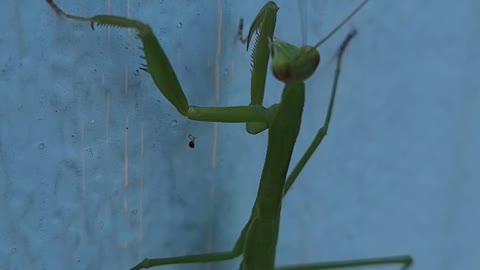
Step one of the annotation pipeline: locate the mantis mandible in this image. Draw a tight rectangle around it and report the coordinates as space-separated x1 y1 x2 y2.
46 0 413 269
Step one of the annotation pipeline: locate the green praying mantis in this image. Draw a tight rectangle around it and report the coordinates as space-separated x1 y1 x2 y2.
46 0 413 269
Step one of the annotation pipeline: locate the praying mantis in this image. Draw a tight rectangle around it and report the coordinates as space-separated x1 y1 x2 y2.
46 0 414 269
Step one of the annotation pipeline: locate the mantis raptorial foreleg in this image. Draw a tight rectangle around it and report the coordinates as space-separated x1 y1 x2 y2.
46 0 274 127
46 0 413 269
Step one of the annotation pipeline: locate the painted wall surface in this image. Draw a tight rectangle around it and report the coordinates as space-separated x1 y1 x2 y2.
0 0 479 269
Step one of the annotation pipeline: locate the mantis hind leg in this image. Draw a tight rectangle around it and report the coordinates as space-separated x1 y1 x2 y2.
129 197 253 269
130 250 242 270
275 255 413 270
283 30 357 195
279 31 413 270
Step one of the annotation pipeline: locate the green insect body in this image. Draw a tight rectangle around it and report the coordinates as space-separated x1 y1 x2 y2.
47 0 413 270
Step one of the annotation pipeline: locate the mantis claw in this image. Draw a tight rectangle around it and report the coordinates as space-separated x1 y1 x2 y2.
139 65 148 73
337 29 358 57
238 18 248 44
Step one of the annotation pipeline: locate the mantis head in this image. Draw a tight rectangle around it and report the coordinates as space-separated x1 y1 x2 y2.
270 39 320 83
270 0 368 84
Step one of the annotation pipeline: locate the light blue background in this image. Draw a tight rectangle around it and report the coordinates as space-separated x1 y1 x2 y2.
0 0 479 269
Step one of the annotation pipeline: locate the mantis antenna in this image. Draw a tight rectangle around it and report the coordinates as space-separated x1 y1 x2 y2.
313 0 368 49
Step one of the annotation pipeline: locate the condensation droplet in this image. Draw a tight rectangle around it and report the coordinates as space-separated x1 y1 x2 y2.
38 143 45 150
170 120 178 128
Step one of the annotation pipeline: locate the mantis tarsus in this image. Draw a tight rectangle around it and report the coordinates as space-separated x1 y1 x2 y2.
46 0 413 269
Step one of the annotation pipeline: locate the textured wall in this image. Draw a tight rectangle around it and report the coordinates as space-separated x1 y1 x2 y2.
0 0 479 270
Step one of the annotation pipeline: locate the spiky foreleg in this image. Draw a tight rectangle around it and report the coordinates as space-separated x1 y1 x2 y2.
46 0 272 124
